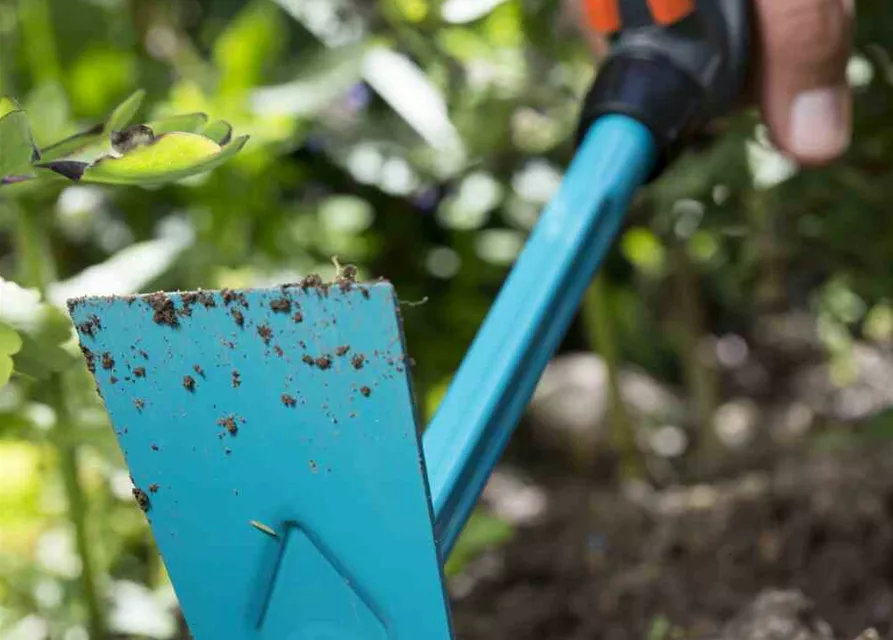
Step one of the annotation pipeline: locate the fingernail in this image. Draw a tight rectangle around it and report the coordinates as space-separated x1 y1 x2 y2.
790 86 850 160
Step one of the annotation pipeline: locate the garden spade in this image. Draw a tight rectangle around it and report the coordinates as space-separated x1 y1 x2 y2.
68 1 748 637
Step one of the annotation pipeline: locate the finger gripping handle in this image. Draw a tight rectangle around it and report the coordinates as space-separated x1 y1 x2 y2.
578 0 750 179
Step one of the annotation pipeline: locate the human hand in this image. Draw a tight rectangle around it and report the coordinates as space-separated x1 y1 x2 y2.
570 0 855 166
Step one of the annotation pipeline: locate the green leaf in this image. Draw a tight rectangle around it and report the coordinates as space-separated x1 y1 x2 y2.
40 133 249 185
0 322 23 388
105 89 146 134
39 305 76 346
2 299 76 380
0 323 23 356
147 113 209 135
12 333 77 380
0 356 12 388
214 0 285 93
202 120 233 145
86 133 247 185
621 227 666 277
39 90 146 164
0 96 21 119
38 124 108 163
0 99 39 184
444 511 514 577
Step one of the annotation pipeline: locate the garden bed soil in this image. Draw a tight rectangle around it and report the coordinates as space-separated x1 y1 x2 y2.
450 444 893 640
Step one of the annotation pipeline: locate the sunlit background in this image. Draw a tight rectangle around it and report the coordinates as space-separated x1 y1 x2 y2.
2 0 893 638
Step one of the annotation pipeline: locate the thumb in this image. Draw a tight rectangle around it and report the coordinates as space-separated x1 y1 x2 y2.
753 0 854 165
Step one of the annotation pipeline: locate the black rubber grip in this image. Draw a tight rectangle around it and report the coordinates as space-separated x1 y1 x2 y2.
577 0 750 181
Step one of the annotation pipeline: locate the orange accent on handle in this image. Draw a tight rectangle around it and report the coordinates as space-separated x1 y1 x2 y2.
583 0 622 34
645 0 695 25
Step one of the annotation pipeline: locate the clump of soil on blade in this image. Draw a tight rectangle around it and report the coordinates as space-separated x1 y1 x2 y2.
217 415 238 436
80 346 96 373
146 292 179 327
132 487 150 512
270 297 291 313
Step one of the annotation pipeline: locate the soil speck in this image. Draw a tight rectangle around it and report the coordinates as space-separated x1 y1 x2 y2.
217 415 238 435
360 386 372 397
309 460 318 473
222 289 237 305
302 355 314 366
193 364 204 377
146 292 179 327
133 399 144 410
335 345 350 357
197 291 216 308
110 376 118 384
293 312 303 323
80 346 96 373
101 352 115 370
77 315 101 337
270 297 291 313
257 324 273 344
282 394 296 407
139 350 149 360
300 274 323 289
183 375 196 391
148 483 160 493
315 356 332 370
351 354 365 370
151 444 159 451
231 309 244 327
274 345 284 357
181 292 198 307
231 371 241 388
134 367 146 378
132 487 150 512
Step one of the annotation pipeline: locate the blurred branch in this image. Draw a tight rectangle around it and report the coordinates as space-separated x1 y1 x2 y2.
14 203 108 639
669 241 720 469
583 274 645 482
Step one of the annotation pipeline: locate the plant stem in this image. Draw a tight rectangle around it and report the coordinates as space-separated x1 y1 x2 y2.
14 200 56 289
583 274 645 482
50 375 108 640
15 204 108 639
670 242 719 470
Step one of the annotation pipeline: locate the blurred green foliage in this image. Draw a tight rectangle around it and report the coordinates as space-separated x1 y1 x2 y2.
1 0 893 638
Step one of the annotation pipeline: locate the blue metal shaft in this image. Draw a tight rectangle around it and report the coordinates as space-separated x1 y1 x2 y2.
422 115 657 560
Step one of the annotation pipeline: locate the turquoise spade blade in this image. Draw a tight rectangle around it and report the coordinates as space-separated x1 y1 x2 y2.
69 283 453 639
